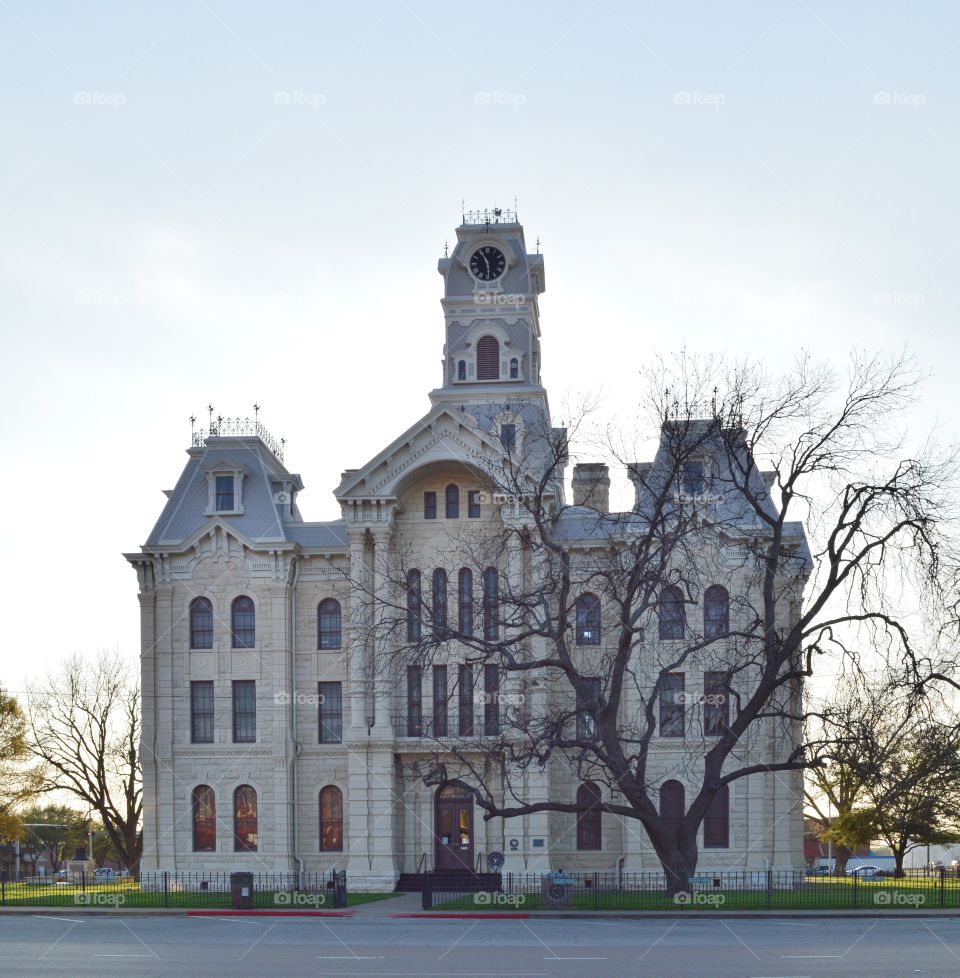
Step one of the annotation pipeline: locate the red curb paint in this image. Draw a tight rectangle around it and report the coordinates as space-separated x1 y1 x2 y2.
187 909 354 917
389 912 530 919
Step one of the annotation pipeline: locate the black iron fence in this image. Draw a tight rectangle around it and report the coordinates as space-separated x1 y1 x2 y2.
0 870 347 910
423 868 960 912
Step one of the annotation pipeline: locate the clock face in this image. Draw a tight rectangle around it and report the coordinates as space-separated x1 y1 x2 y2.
469 245 506 281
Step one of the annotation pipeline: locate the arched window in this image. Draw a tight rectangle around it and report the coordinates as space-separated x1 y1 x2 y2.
445 484 460 519
407 570 422 643
457 359 466 381
190 597 213 649
320 785 343 852
483 567 499 641
476 335 500 380
576 782 602 850
233 785 258 852
318 598 342 650
458 568 474 637
704 784 730 848
509 358 519 379
191 785 216 852
660 780 684 843
231 596 255 648
658 586 685 640
576 593 601 646
432 568 448 637
704 585 729 640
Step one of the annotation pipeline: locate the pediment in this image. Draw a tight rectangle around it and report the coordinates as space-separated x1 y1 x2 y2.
335 405 503 500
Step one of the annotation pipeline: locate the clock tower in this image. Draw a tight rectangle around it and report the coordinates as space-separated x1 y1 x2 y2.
433 207 546 409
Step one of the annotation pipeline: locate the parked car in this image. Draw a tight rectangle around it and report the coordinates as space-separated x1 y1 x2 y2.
93 868 116 881
847 865 887 879
806 866 833 876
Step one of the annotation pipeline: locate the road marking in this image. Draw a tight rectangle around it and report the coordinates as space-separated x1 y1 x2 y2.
316 956 385 960
781 955 842 958
94 954 154 958
34 916 84 923
544 956 607 960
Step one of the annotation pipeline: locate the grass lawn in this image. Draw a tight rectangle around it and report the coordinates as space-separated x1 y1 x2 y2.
0 880 399 910
434 876 959 912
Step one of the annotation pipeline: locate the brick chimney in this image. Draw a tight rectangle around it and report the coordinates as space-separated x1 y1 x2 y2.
571 463 611 513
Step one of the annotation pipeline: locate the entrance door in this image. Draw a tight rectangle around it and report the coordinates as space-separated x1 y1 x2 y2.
435 784 474 871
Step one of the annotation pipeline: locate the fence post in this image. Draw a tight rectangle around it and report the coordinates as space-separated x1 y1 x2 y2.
163 871 169 909
594 872 599 912
941 866 946 909
81 869 86 894
765 869 772 909
1 875 5 907
422 872 432 911
852 870 858 908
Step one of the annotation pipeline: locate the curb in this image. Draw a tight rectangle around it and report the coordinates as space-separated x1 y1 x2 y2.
390 912 530 919
188 909 354 918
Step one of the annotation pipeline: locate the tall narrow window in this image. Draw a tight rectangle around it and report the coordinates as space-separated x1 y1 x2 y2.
483 664 500 736
233 785 258 852
445 484 460 519
318 598 342 650
318 681 343 744
500 423 516 451
407 665 422 737
215 475 235 511
576 678 601 742
424 492 437 519
509 358 519 379
468 491 481 518
458 568 474 637
703 585 729 640
433 665 448 737
232 680 256 743
660 780 684 843
189 597 213 650
483 567 499 641
659 672 685 737
476 335 500 380
681 460 705 495
576 782 602 850
320 785 343 852
704 671 730 737
432 568 448 638
231 596 255 649
406 570 422 643
576 593 601 646
704 784 730 848
191 785 216 852
457 359 466 381
658 586 685 640
190 681 214 744
458 664 474 736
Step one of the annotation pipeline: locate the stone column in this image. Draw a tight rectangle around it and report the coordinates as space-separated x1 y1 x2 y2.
347 529 368 730
369 526 394 737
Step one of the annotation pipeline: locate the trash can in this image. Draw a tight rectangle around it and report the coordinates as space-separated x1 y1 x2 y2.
230 872 254 910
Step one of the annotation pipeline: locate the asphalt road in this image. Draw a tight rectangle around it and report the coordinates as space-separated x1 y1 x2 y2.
1 914 960 977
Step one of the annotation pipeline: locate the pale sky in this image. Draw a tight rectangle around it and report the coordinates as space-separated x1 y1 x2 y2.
1 1 957 691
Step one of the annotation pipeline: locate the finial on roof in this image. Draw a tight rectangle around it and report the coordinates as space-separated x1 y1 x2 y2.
444 239 448 258
189 415 196 436
536 235 540 254
253 403 260 422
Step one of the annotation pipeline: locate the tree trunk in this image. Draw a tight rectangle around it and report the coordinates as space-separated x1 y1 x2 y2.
652 830 699 898
833 844 852 876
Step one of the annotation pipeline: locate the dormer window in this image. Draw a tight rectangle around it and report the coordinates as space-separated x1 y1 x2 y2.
500 423 516 452
203 462 247 516
215 475 235 511
681 461 705 495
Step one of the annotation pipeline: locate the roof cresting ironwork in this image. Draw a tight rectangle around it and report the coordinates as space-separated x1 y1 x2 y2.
190 404 285 462
461 199 519 226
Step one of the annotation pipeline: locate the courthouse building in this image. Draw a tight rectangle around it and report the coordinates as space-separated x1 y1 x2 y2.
126 210 807 887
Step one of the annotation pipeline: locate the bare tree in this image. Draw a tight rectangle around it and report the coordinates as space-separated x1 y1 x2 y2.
26 653 142 874
0 685 37 841
363 351 956 893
